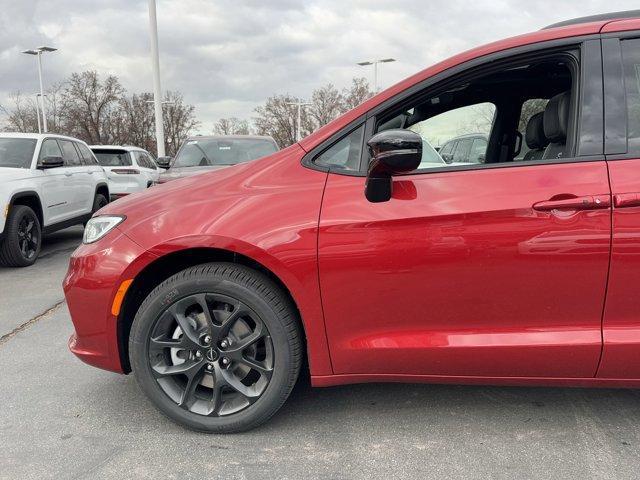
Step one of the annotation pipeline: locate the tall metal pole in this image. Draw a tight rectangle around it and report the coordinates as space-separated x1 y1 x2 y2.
36 52 48 132
148 0 166 157
35 94 42 134
286 101 311 142
296 104 302 142
374 61 378 93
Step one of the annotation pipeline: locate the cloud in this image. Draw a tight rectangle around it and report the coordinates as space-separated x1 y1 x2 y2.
1 0 638 133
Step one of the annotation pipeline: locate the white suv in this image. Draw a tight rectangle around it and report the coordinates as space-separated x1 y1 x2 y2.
0 133 109 267
90 145 160 200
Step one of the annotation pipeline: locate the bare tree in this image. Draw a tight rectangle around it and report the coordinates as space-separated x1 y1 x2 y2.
1 92 40 133
309 83 343 127
254 94 307 148
162 91 199 156
342 77 374 111
116 92 156 151
62 70 124 144
214 117 251 135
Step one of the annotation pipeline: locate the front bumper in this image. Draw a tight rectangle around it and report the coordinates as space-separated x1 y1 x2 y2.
63 229 151 373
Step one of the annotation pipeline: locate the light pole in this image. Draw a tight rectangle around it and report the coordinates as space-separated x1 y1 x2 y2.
22 46 57 132
286 101 312 142
34 94 43 134
147 0 166 157
357 58 396 93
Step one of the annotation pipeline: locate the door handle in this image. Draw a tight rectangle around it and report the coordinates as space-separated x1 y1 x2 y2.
64 172 73 177
533 195 611 212
86 171 93 174
614 193 640 208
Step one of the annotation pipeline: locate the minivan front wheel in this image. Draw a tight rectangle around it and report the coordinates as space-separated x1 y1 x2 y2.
0 205 42 267
129 263 302 433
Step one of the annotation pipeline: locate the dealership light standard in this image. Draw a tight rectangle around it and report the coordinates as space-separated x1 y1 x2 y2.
357 58 396 93
22 46 57 132
34 94 43 134
286 101 312 142
147 0 166 157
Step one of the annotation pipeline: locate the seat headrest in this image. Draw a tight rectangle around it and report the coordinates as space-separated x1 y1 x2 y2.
525 112 549 150
543 91 570 143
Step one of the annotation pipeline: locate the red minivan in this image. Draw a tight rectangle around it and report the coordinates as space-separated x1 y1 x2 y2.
64 11 640 432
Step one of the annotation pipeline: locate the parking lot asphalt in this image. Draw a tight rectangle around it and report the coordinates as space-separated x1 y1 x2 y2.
1 229 640 479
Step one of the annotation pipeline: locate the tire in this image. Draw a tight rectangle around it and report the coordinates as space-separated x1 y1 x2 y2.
129 262 303 433
92 193 108 213
0 205 42 268
84 193 108 227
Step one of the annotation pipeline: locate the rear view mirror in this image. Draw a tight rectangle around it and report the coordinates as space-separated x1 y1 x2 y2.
38 156 64 169
365 130 422 203
156 156 172 169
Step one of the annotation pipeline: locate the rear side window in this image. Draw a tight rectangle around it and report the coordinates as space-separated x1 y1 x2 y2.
622 39 640 154
58 140 81 166
469 138 487 163
453 138 473 162
93 150 132 167
313 125 365 172
76 143 98 165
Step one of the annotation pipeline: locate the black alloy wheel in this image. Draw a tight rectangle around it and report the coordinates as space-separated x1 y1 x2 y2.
149 292 274 416
0 205 42 267
130 263 302 433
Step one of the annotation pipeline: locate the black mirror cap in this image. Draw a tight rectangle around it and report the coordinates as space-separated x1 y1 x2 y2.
156 156 172 169
365 130 422 203
37 156 64 169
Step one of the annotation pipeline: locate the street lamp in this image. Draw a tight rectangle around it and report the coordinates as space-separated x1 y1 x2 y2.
22 46 57 132
286 101 312 142
357 58 396 93
147 0 166 157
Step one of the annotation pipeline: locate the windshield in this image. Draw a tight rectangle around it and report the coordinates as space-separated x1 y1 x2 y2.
173 138 278 168
93 150 132 167
0 138 37 169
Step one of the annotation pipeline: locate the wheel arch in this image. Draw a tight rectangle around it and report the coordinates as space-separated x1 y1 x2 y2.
117 247 312 375
9 191 44 227
95 182 109 201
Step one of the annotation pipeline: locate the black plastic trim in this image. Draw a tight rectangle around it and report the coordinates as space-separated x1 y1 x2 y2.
577 39 604 156
42 213 92 235
602 37 627 155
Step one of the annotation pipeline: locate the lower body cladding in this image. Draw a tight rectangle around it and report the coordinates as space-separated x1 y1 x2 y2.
63 228 152 373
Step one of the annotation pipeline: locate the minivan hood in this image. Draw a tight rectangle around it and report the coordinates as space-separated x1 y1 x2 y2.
100 144 306 238
159 165 230 183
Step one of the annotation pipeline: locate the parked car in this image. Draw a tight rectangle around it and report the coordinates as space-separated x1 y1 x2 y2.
0 133 109 267
90 145 160 201
65 11 640 433
439 133 488 164
157 135 279 183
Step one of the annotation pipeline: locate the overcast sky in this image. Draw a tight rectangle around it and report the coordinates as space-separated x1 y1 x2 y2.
1 0 639 133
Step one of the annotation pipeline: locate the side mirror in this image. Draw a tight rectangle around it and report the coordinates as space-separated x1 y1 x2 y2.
38 156 64 169
365 130 422 203
156 156 172 169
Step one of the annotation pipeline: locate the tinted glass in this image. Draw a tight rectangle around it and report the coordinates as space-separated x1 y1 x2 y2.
77 143 98 165
59 140 81 166
453 138 473 162
93 150 132 166
469 138 488 163
173 138 279 168
622 39 640 154
39 138 63 160
314 125 365 171
0 138 37 169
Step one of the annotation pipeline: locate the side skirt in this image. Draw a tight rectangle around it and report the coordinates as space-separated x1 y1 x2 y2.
311 373 640 389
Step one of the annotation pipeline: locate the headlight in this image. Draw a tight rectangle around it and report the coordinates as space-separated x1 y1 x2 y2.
83 215 126 244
